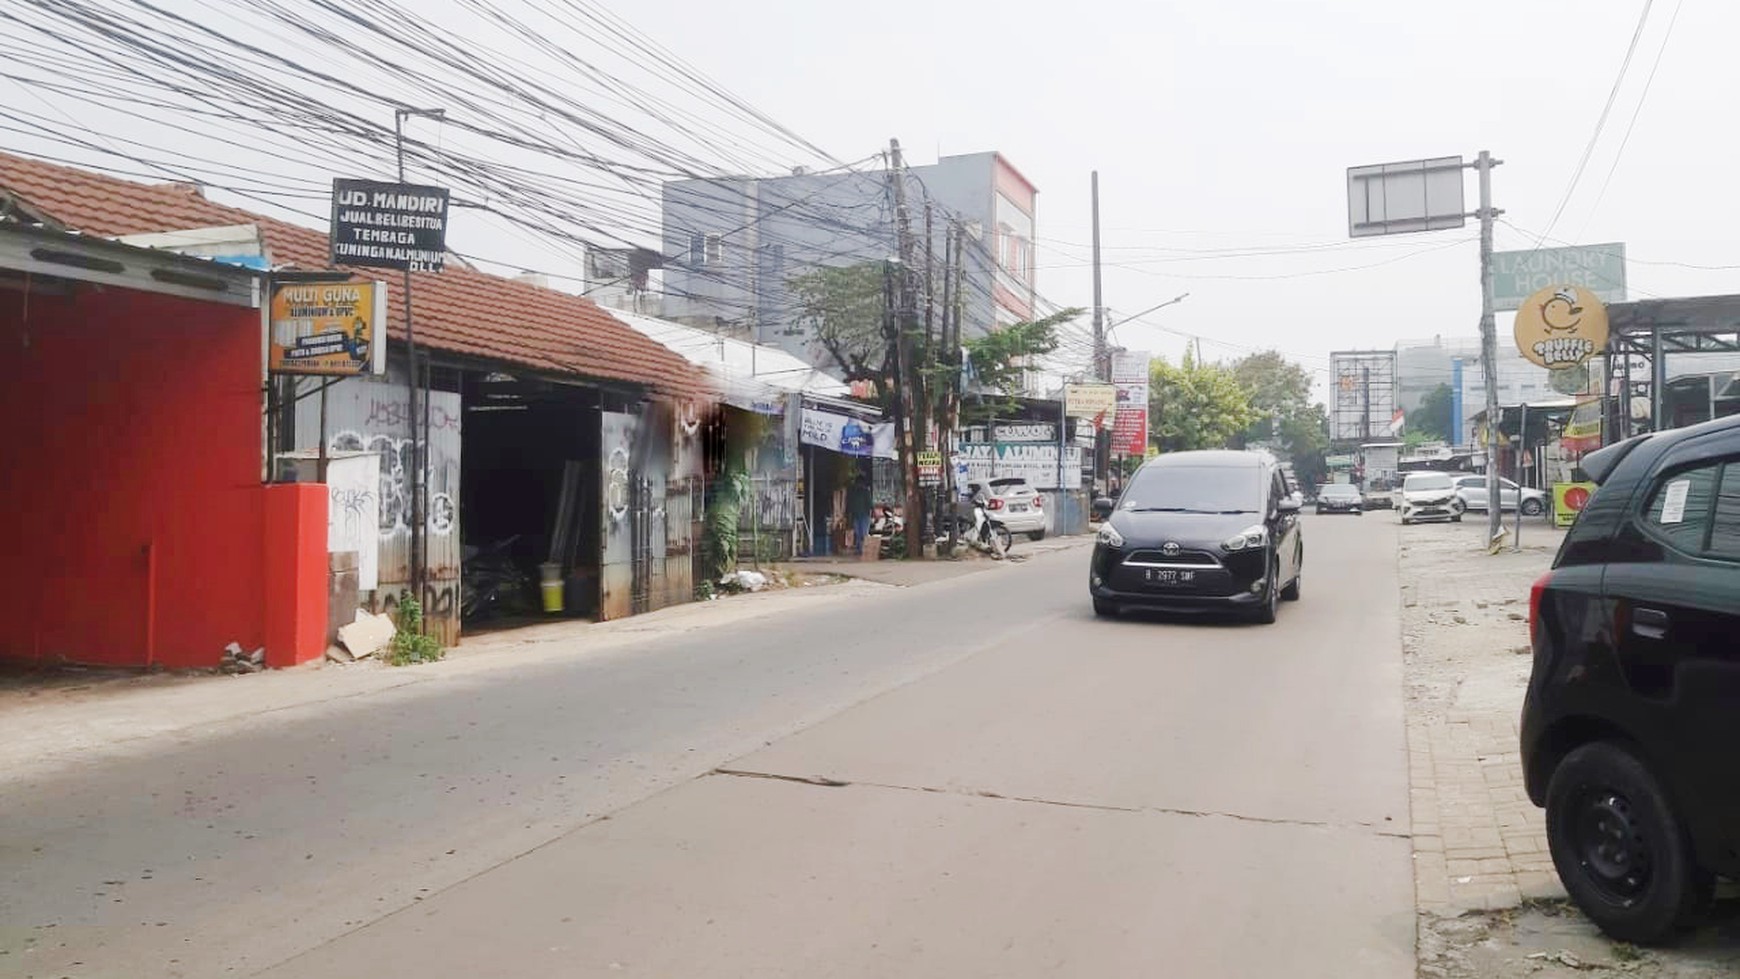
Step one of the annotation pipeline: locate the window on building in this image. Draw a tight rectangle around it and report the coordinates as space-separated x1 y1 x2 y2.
688 233 705 267
704 233 725 265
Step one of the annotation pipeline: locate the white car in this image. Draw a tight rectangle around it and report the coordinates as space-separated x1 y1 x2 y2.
1452 474 1549 516
971 477 1051 540
1398 472 1466 525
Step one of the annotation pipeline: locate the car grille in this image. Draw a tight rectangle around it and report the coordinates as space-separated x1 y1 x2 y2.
1124 548 1222 567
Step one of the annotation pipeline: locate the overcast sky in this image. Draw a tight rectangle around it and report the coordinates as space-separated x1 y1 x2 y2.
7 0 1737 396
612 0 1736 388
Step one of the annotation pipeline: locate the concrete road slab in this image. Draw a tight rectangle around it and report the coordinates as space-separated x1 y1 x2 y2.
260 773 1414 979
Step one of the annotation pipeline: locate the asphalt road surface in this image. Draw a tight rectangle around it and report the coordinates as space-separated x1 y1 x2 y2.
1 515 1413 978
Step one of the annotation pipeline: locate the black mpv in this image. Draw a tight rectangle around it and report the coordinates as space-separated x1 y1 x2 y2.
1523 413 1740 944
1090 450 1303 624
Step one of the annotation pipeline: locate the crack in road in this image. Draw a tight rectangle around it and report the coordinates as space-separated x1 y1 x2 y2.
710 768 1411 838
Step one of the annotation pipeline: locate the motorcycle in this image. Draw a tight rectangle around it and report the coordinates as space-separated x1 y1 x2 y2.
956 489 1013 558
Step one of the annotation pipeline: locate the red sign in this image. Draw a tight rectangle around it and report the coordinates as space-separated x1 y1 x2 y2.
1112 408 1148 455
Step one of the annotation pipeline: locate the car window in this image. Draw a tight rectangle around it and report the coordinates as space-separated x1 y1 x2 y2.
1122 465 1264 514
1705 464 1740 560
1642 463 1720 553
1404 473 1454 493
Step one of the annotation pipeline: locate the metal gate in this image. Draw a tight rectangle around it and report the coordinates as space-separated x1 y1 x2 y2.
600 405 698 620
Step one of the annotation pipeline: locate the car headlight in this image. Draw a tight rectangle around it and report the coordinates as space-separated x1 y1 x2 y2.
1097 523 1125 548
1221 525 1267 552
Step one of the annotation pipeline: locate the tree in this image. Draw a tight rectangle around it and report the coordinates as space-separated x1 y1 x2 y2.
957 309 1081 424
786 262 889 386
1229 350 1328 487
1148 349 1256 452
1414 383 1455 442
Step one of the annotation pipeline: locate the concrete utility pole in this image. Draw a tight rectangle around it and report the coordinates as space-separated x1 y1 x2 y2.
1090 171 1105 381
1474 151 1505 547
888 139 923 557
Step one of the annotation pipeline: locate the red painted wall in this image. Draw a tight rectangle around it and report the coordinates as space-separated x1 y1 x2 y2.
263 484 328 668
0 284 282 668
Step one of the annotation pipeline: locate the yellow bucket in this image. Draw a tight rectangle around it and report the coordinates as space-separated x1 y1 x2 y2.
539 563 564 614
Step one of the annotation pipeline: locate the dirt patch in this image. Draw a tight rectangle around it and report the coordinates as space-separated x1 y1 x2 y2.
1420 894 1740 978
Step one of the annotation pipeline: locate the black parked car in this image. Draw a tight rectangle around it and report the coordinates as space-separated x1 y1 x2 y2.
1316 483 1364 515
1522 414 1740 944
1089 450 1303 624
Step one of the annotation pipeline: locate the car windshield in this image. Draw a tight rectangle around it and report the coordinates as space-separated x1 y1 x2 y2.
1122 465 1263 514
1323 485 1359 499
1405 474 1454 493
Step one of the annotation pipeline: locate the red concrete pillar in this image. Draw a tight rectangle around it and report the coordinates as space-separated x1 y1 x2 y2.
263 484 329 668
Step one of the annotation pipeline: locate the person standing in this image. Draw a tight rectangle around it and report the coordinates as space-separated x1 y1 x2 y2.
847 473 873 555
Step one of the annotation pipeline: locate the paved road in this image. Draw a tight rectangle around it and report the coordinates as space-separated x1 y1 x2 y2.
1 516 1412 978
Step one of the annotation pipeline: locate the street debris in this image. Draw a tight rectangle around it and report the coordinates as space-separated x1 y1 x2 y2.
338 610 396 660
718 570 768 593
219 642 265 675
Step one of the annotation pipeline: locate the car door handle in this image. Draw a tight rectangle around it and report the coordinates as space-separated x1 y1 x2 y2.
1631 606 1670 640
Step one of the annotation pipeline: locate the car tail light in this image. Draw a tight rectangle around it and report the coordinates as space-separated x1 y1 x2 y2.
1528 572 1551 648
987 498 1004 511
1031 495 1043 508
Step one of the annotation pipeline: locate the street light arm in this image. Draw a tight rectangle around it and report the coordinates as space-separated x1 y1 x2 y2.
1106 293 1189 337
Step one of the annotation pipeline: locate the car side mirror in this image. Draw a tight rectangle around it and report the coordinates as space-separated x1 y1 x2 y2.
1276 496 1301 515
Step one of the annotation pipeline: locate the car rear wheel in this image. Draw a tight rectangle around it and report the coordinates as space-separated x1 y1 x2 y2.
1522 497 1545 517
1545 741 1714 945
1029 530 1046 542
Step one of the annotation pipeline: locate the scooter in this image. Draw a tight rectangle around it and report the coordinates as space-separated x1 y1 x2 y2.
959 490 1013 558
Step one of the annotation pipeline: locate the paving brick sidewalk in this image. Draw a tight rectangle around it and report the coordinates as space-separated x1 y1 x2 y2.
1399 518 1567 914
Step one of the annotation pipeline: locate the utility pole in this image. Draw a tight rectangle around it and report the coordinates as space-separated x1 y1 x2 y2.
888 139 923 558
1361 365 1372 442
1475 150 1505 548
394 106 443 601
1091 171 1105 380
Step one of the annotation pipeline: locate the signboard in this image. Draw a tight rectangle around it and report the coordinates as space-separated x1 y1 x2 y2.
996 423 1056 443
1064 383 1117 425
268 279 387 375
1553 482 1596 527
799 405 896 460
1513 285 1610 370
1492 243 1625 311
957 443 1082 490
1561 397 1603 453
916 450 943 487
1347 157 1466 238
1329 350 1399 443
1110 351 1150 455
330 179 451 272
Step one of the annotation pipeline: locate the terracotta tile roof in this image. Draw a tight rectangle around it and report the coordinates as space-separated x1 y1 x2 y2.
0 151 709 397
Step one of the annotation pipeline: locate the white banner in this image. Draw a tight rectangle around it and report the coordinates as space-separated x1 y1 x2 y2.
995 423 1056 443
956 443 1082 490
799 406 896 460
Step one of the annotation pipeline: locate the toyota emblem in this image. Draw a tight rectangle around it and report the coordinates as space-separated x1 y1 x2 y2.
1161 542 1181 556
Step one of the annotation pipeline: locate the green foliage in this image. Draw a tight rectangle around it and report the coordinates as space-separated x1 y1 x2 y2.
703 467 751 581
1148 354 1257 452
787 262 888 384
1414 383 1455 441
388 598 444 666
1229 350 1330 487
959 308 1082 423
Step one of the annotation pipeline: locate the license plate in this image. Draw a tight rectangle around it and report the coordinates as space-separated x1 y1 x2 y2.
1144 568 1195 585
1010 503 1029 512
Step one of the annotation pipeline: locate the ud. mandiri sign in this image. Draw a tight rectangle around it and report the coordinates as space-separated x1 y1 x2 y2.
330 179 450 272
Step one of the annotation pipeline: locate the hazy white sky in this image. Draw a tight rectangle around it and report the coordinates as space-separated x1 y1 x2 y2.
612 0 1740 382
7 0 1738 394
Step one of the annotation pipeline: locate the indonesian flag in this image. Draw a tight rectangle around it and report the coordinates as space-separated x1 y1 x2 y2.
1387 408 1405 436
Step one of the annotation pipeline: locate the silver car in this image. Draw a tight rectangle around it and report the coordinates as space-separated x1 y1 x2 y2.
1452 474 1548 516
1398 472 1466 525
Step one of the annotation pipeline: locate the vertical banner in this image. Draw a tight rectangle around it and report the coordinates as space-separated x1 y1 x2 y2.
1110 350 1150 455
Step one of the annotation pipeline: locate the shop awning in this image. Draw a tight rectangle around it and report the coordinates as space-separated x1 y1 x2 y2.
607 308 849 413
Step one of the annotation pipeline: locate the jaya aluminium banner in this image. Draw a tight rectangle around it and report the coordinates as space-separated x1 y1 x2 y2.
956 442 1082 490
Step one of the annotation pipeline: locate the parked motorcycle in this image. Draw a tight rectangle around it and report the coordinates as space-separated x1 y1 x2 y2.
959 487 1013 558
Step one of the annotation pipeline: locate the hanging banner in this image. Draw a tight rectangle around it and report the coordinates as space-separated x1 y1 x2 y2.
1065 383 1118 426
330 179 450 272
1110 351 1150 454
268 279 387 376
799 405 896 459
957 443 1082 490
